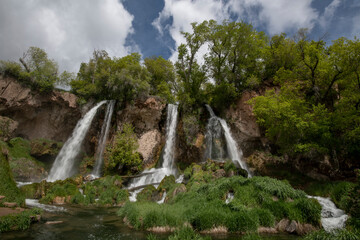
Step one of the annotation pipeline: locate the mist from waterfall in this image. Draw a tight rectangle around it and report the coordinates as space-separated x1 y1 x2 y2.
92 100 116 178
128 104 179 201
205 104 251 177
47 101 107 182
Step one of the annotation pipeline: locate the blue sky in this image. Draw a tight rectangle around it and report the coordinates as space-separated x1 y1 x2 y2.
0 0 359 72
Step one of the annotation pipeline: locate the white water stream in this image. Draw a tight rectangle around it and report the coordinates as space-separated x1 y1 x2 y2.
26 199 67 212
205 105 251 177
128 104 179 201
92 100 115 178
47 101 107 182
308 196 348 232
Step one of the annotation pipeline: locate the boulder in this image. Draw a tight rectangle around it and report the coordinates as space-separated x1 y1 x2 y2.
276 219 290 232
172 184 186 198
213 169 226 179
53 196 66 205
285 220 297 234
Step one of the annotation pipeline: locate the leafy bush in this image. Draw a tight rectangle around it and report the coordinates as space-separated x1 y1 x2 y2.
0 208 42 232
105 123 142 175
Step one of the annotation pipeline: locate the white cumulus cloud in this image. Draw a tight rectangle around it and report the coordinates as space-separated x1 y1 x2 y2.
0 0 135 72
154 0 319 62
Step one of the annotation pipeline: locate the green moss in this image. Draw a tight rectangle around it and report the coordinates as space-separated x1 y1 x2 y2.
137 185 157 202
0 146 25 206
157 175 176 192
30 138 62 158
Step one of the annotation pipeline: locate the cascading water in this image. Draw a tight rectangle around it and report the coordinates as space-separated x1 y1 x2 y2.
92 100 115 178
308 196 348 232
47 101 107 182
205 104 251 177
128 104 179 201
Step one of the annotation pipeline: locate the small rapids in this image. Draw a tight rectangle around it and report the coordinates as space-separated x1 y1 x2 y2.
25 199 67 213
308 196 348 232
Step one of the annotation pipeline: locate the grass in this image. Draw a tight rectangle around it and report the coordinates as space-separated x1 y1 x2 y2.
303 229 360 240
119 174 321 233
0 208 42 232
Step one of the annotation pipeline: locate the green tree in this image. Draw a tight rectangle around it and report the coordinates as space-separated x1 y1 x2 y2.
71 51 150 107
175 21 209 111
105 123 142 175
144 56 177 103
19 47 59 92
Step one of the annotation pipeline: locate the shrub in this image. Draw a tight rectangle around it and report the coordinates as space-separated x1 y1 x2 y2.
0 208 42 232
105 123 142 175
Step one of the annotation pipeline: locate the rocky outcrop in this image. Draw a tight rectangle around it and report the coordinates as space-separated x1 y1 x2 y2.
137 129 162 166
225 90 268 157
115 96 166 166
0 76 80 142
0 116 18 141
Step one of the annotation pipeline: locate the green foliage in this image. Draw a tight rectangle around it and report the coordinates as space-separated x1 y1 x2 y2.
105 123 142 175
0 47 73 92
144 56 177 103
71 51 150 106
0 208 42 232
119 175 320 233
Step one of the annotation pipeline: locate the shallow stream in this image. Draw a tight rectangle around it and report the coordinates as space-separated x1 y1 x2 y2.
0 205 299 240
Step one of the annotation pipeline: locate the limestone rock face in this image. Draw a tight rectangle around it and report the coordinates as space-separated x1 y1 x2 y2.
137 129 162 166
0 76 80 142
117 96 166 136
115 96 166 166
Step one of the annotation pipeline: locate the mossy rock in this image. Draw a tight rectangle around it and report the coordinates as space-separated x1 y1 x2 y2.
0 145 25 206
20 183 42 199
137 185 157 202
157 175 176 192
30 138 62 160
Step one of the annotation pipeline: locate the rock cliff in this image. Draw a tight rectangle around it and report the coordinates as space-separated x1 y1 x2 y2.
0 76 80 142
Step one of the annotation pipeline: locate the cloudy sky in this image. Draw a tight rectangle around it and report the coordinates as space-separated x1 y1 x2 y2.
0 0 359 72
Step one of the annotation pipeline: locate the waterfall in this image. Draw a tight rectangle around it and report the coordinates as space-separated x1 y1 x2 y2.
205 104 251 177
92 100 115 178
128 104 179 201
308 196 348 232
47 101 107 182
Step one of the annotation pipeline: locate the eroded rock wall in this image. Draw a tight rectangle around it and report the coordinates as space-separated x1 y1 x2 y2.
0 76 80 142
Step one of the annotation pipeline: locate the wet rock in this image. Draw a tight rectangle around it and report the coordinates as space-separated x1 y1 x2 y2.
172 184 186 198
213 169 226 179
45 221 63 225
285 220 297 233
276 219 290 232
3 202 17 208
0 195 5 200
257 227 278 234
296 223 316 236
53 196 66 205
